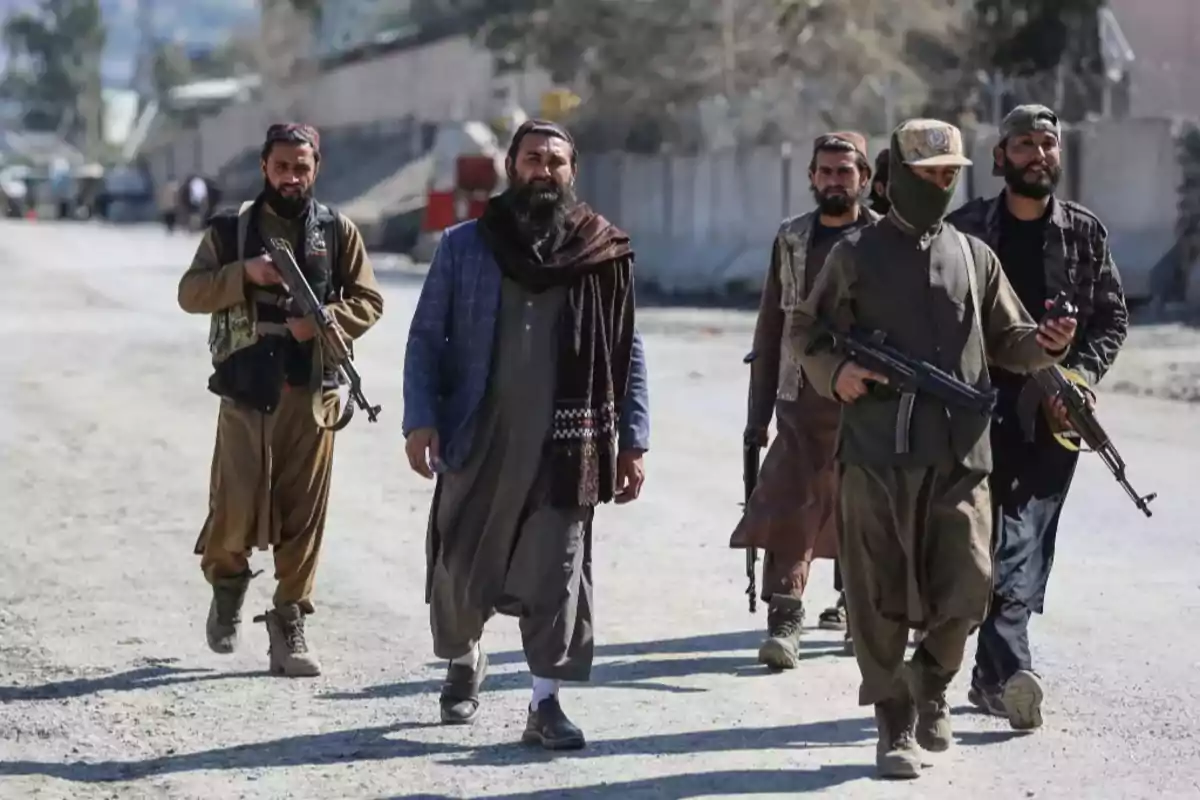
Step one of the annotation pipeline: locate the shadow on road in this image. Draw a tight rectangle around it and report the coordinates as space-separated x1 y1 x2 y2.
322 630 843 701
387 764 872 798
0 662 265 702
0 717 874 784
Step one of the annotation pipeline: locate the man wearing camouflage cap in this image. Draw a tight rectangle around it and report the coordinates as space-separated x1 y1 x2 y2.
948 105 1128 731
731 131 880 668
791 118 1078 778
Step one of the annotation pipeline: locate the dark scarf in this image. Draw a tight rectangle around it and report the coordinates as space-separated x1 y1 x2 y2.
478 192 636 507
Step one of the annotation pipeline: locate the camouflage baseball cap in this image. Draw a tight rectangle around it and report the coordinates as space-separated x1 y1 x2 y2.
893 119 972 167
999 104 1061 142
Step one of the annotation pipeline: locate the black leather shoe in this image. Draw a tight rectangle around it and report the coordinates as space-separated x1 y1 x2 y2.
439 650 488 724
521 696 586 750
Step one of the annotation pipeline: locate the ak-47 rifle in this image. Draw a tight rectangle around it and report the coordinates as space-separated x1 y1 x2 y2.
1018 292 1156 517
741 349 760 614
266 238 382 431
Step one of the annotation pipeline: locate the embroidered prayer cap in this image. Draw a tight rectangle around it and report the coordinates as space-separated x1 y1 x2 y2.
263 122 321 155
812 131 868 159
507 118 576 165
999 104 1061 143
893 119 972 167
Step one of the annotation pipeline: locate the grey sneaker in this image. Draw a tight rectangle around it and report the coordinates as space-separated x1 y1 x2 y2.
967 683 1007 717
757 595 805 670
254 604 321 677
1002 670 1045 731
205 570 256 654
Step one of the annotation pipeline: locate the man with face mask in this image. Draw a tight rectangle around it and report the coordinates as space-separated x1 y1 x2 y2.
947 105 1128 731
731 132 879 669
791 118 1079 779
403 120 649 749
177 123 385 676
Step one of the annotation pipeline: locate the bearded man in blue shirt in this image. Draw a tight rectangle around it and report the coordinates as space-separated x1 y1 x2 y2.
402 119 650 751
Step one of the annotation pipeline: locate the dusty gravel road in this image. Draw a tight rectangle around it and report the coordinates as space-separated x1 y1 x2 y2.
1 220 1198 800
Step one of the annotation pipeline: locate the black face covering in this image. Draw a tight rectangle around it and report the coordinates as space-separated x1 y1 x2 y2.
886 135 961 234
262 178 311 219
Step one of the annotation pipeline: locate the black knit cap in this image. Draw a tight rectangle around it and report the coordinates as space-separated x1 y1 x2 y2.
507 118 576 166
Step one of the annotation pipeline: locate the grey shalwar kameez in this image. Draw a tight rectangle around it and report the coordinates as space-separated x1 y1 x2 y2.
428 277 595 681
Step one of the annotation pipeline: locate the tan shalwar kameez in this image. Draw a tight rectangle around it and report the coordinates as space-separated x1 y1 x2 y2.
178 205 384 613
793 217 1063 705
427 277 594 681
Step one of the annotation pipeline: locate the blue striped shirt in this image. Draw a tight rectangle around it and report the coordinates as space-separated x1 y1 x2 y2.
402 220 650 471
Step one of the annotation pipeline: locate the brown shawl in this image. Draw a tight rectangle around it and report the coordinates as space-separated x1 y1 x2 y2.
478 194 636 507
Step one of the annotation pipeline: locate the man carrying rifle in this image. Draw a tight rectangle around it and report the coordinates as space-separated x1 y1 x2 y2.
177 122 384 676
947 105 1128 730
731 131 879 669
792 118 1078 779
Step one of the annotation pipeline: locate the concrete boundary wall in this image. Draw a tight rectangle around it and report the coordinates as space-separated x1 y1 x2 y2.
575 118 1189 302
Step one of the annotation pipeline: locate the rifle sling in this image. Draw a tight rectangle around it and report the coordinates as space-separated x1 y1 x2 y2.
895 391 917 454
252 327 355 433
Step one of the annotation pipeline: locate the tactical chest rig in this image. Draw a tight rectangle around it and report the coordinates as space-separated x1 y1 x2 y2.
205 198 346 425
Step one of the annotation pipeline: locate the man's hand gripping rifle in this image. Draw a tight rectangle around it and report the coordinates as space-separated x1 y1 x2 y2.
803 319 999 418
267 238 382 430
1019 291 1156 517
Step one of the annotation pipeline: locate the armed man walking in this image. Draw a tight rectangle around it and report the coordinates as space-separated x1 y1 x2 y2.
947 105 1128 731
828 143 893 651
792 118 1078 779
730 132 879 669
403 119 649 750
177 123 384 677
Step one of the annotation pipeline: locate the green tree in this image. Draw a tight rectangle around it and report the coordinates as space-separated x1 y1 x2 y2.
970 0 1108 120
1 0 106 146
974 0 1105 75
436 0 965 151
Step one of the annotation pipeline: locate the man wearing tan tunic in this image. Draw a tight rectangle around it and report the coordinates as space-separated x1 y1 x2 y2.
792 119 1078 779
178 123 384 677
731 132 879 670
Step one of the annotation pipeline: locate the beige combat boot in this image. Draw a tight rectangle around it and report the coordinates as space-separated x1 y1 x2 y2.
254 604 322 677
874 694 921 779
757 595 806 670
908 656 954 752
206 570 256 654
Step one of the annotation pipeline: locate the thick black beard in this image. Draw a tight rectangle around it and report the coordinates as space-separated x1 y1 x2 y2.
1003 159 1060 200
508 177 576 242
811 186 855 216
263 179 312 219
